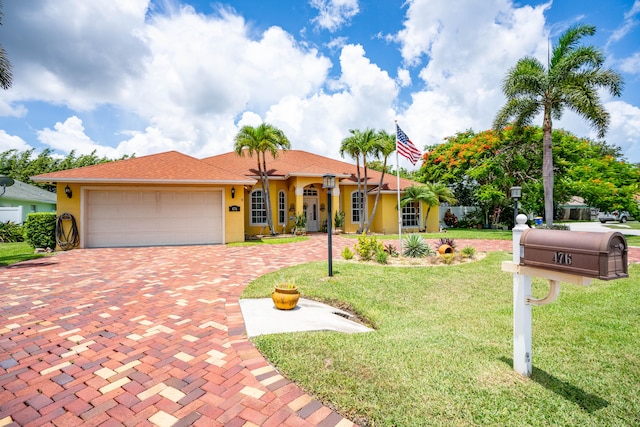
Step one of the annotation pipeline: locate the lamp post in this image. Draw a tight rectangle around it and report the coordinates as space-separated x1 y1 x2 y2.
323 174 336 277
510 186 522 226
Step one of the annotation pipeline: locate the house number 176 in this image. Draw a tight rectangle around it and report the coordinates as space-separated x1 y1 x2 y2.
552 251 572 265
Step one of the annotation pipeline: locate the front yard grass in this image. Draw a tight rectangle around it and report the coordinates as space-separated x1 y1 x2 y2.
242 254 640 426
0 242 48 266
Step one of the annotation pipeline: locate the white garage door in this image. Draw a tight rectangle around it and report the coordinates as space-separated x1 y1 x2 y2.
86 189 223 248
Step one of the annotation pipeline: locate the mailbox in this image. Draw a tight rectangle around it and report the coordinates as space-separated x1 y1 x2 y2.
519 229 628 281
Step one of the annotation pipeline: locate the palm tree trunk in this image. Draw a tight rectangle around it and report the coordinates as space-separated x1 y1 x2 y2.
355 157 362 233
543 109 554 226
361 154 368 232
364 156 389 233
261 154 276 234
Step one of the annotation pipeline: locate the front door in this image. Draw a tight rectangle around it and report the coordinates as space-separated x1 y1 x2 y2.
303 189 319 232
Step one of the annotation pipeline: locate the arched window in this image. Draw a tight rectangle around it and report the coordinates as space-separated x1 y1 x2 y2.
278 191 286 225
250 190 267 225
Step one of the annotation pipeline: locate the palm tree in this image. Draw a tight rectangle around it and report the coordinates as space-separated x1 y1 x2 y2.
494 24 623 226
400 185 437 230
0 2 13 90
340 128 377 232
363 129 396 233
422 182 456 228
234 123 291 235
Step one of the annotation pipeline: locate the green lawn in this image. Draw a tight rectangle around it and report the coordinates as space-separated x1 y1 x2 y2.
242 254 640 426
0 242 49 266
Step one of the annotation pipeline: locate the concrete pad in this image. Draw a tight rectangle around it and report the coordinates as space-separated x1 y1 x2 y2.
239 298 374 337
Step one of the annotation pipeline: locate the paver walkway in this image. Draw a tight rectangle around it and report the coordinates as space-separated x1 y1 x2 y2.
0 235 637 427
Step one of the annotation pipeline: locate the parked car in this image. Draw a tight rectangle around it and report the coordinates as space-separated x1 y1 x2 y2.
598 211 632 223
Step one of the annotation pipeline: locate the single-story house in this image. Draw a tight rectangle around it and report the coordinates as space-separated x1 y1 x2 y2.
32 150 436 248
0 179 57 223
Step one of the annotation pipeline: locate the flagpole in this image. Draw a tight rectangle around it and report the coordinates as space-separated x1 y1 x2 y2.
395 120 402 253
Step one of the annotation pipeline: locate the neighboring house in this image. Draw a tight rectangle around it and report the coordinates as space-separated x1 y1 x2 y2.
0 179 57 223
32 150 434 248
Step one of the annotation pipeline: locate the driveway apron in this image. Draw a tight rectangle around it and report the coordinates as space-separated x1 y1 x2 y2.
1 235 637 426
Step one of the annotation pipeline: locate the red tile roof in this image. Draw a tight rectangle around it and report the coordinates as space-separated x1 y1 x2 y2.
32 151 255 185
31 149 419 191
203 150 418 191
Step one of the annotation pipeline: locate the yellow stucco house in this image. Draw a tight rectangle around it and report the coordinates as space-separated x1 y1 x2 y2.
32 149 437 248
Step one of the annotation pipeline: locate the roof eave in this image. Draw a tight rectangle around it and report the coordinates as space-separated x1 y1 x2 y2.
31 177 257 185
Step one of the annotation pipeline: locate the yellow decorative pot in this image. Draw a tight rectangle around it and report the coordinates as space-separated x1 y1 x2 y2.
438 244 454 255
271 285 300 310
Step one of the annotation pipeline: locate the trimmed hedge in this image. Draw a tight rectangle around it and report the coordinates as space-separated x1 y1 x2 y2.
24 212 56 249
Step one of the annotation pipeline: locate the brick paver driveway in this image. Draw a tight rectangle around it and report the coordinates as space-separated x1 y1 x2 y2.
0 236 358 427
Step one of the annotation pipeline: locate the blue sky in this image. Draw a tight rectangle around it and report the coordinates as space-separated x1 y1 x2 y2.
0 0 639 167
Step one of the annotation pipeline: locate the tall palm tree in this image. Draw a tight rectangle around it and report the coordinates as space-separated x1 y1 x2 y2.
234 123 291 235
363 129 396 233
422 182 456 228
494 24 623 226
400 185 438 230
340 128 377 232
0 2 13 90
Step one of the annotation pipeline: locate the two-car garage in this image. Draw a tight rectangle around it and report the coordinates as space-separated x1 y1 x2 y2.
85 188 223 248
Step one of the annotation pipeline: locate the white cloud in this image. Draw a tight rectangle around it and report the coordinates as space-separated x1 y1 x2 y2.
310 0 360 32
397 0 551 148
37 116 119 158
619 51 640 74
266 43 398 158
607 0 640 47
2 0 149 110
397 68 411 88
0 130 32 152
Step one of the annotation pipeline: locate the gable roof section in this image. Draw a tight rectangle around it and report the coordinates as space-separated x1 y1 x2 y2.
1 179 56 204
203 149 418 192
32 151 256 185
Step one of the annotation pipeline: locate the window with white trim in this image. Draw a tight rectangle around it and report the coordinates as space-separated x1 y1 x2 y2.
351 191 364 223
278 191 286 224
402 204 420 228
250 190 267 225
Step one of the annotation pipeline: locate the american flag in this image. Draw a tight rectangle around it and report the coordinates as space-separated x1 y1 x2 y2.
396 124 422 165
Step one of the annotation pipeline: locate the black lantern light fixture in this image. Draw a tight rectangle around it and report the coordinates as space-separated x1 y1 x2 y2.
510 186 522 226
64 184 73 199
322 174 336 277
231 186 235 199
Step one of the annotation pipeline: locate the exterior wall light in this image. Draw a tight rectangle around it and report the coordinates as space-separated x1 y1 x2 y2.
64 185 73 198
231 186 235 198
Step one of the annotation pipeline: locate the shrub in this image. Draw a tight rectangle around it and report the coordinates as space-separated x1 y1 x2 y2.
354 233 383 261
0 221 24 243
375 249 389 264
461 246 476 258
24 213 56 249
403 234 433 258
383 243 399 257
440 253 455 264
341 246 354 260
443 209 459 227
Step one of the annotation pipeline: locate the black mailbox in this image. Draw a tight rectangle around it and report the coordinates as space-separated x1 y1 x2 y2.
519 229 628 281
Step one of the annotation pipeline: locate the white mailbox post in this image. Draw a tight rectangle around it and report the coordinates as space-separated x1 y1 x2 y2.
511 214 532 376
